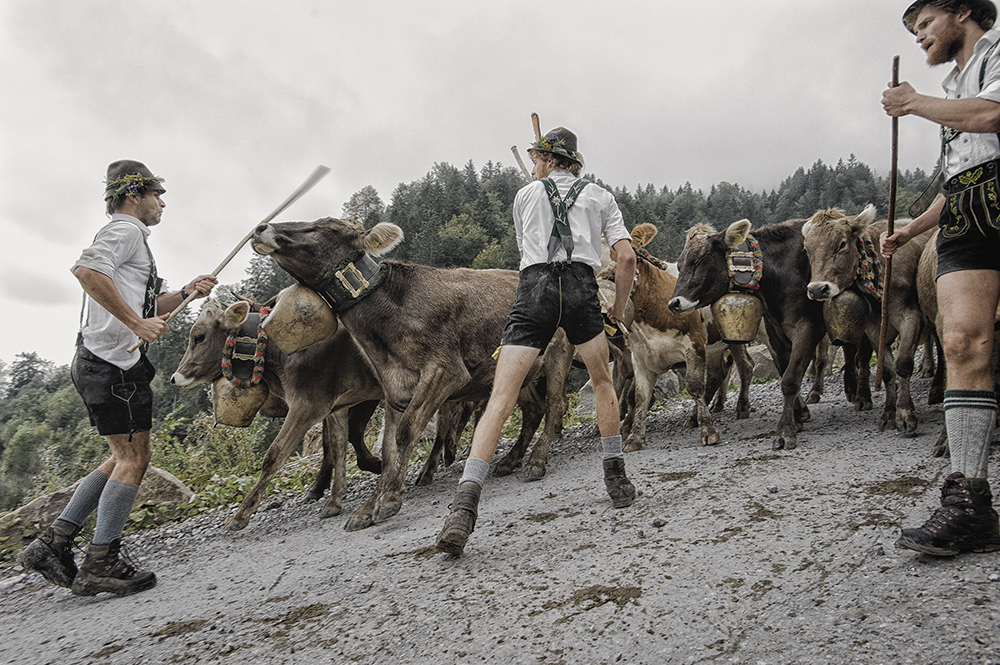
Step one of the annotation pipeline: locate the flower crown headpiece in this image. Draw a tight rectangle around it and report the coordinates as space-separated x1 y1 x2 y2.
104 172 165 198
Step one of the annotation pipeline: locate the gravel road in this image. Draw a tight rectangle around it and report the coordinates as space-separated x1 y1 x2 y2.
2 369 999 665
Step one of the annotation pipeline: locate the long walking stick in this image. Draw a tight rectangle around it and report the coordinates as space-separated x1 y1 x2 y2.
127 165 331 353
875 56 900 387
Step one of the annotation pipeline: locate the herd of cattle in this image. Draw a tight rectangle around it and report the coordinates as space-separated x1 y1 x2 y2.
166 205 973 533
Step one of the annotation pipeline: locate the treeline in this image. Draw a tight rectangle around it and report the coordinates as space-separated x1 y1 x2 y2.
0 155 931 512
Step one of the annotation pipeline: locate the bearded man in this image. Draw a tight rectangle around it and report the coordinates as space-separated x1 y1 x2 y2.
881 0 1000 556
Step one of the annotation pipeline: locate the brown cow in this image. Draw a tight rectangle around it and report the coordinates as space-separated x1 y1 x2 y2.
801 206 932 434
250 217 574 531
669 219 825 450
171 299 384 529
616 223 753 451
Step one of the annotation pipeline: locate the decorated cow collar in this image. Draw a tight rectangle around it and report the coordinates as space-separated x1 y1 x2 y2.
221 309 269 388
307 251 388 314
597 246 668 299
854 231 884 301
726 234 763 291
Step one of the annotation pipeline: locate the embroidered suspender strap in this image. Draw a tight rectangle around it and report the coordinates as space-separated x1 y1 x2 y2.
309 252 388 313
911 37 1000 217
541 178 589 262
139 233 163 320
725 234 763 291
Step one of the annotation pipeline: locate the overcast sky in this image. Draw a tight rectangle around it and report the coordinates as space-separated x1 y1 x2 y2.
1 1 951 368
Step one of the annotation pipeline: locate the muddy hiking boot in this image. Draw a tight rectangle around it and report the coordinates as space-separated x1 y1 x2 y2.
71 539 156 597
603 458 636 508
896 472 1000 557
18 519 81 588
436 481 482 555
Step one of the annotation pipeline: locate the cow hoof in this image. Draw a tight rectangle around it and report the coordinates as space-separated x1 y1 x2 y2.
623 439 643 453
805 391 821 405
522 465 546 482
223 513 249 531
772 438 785 451
303 491 323 503
494 462 518 477
374 501 402 523
318 505 342 519
701 432 721 446
784 439 797 451
855 400 873 412
344 511 374 532
416 471 435 487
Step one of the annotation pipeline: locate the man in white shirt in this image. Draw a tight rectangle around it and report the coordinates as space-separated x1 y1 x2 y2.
881 0 1000 556
19 160 216 595
436 127 638 555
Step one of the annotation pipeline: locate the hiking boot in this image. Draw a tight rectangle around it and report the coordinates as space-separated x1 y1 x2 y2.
604 457 636 508
896 472 1000 556
17 519 81 588
436 481 482 555
71 540 156 596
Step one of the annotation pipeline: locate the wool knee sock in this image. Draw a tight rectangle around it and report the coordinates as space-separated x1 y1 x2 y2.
602 435 624 460
944 390 996 480
57 469 110 528
91 479 141 546
459 457 490 488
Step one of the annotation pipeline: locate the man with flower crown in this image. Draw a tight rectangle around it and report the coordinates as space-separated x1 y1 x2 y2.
436 127 638 555
18 160 217 596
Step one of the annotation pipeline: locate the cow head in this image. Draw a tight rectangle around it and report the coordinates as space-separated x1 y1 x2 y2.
251 217 403 289
801 205 877 301
669 219 750 314
171 300 252 388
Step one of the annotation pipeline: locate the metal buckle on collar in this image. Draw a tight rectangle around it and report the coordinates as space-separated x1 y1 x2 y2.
336 262 370 298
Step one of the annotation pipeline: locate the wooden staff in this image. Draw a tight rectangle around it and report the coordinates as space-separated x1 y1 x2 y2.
875 56 900 387
511 145 532 180
531 112 542 142
127 165 331 353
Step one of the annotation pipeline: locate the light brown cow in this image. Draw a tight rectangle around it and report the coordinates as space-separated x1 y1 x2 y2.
801 205 932 434
616 223 753 451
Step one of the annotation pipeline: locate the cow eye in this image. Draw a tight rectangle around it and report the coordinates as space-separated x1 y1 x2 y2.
838 240 847 252
193 334 205 346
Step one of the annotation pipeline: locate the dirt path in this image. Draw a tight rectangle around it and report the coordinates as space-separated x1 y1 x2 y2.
2 371 1000 665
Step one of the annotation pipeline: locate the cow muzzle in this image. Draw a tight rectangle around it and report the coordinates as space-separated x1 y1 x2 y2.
668 296 697 314
251 225 278 255
806 281 838 301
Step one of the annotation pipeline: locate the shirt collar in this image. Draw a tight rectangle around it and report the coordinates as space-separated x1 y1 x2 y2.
944 28 1000 85
110 213 151 237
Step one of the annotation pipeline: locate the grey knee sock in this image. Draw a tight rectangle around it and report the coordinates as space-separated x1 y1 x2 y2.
602 435 624 460
460 457 490 488
944 390 996 480
57 469 110 528
91 479 141 546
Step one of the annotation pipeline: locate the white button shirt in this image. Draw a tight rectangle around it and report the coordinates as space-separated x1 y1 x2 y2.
513 169 631 273
72 214 158 369
943 28 1000 177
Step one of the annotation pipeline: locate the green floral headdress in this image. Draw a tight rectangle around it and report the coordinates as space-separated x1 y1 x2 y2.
103 172 165 199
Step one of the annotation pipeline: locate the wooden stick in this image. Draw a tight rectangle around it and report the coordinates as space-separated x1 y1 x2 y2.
127 165 331 353
531 112 542 142
875 56 900 388
511 145 531 181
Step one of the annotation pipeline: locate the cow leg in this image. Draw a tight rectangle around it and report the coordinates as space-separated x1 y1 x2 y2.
853 338 875 412
685 343 720 447
892 315 923 435
305 417 335 502
624 362 657 452
349 400 382 474
919 327 937 379
774 328 820 451
417 402 468 486
224 408 325 531
319 408 351 518
346 367 469 531
730 343 753 419
706 345 730 414
805 336 830 405
523 337 573 481
495 383 544 476
842 343 859 404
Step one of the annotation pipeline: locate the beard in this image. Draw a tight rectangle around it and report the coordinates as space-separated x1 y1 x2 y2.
926 18 965 66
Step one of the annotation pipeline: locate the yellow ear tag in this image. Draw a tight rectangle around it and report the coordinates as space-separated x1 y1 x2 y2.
492 343 503 360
